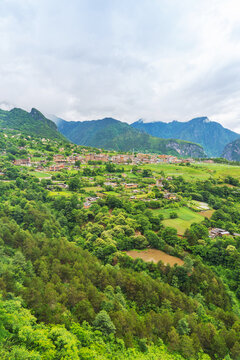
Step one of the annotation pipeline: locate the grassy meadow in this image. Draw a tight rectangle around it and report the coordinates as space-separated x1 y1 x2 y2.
153 207 206 235
138 162 240 181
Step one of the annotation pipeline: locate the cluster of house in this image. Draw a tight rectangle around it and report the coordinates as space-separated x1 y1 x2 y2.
52 153 193 165
53 153 194 165
12 151 194 170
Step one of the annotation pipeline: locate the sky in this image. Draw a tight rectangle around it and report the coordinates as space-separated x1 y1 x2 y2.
1 0 240 132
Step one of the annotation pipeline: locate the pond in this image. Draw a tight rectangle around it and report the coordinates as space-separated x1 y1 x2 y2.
126 249 184 267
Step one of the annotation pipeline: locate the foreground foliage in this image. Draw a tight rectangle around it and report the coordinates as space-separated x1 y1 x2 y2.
1 133 240 359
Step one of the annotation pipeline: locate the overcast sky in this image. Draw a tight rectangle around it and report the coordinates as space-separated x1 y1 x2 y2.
1 0 240 132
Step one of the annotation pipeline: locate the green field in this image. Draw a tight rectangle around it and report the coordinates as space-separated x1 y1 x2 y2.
29 171 52 178
48 190 72 197
153 207 205 235
137 163 240 181
83 186 103 192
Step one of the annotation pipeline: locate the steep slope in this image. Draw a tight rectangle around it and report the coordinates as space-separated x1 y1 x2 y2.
131 117 240 157
222 138 240 161
0 107 66 141
54 116 206 157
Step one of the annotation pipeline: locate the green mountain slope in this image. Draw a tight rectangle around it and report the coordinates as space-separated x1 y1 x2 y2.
131 117 240 157
0 107 66 141
55 117 206 157
222 138 240 161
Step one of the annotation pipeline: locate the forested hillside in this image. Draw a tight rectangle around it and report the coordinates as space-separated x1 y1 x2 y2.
131 117 240 157
54 117 206 157
0 107 66 141
1 130 240 358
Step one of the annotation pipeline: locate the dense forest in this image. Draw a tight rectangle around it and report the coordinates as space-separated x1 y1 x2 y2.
1 129 240 359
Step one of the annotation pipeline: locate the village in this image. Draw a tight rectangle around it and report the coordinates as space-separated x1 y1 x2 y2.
1 133 237 245
12 151 195 171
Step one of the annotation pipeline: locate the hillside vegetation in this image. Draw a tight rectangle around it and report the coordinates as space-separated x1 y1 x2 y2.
56 117 206 157
132 117 240 157
0 107 66 141
1 129 240 358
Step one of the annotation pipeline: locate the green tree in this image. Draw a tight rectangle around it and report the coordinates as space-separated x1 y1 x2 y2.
177 318 190 335
68 177 80 191
93 310 116 335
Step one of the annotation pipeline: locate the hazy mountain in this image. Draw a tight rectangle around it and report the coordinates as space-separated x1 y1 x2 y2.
53 116 206 157
222 138 240 161
131 117 240 157
0 107 66 141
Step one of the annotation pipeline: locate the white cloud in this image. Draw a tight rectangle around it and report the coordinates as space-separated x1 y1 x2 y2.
0 0 240 132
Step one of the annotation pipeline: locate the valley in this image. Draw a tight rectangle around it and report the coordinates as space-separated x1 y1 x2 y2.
1 120 240 359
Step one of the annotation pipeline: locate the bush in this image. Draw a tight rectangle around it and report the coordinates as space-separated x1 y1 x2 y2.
170 212 178 219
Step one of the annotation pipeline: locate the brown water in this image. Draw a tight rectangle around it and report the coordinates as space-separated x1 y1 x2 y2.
126 249 184 267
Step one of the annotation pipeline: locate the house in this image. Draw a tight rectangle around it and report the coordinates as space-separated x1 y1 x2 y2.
35 166 44 171
104 182 117 187
124 183 138 189
163 192 177 200
13 157 31 166
233 233 240 237
83 201 91 209
54 183 69 189
209 228 230 238
49 164 65 171
53 154 66 163
156 179 164 187
83 196 100 209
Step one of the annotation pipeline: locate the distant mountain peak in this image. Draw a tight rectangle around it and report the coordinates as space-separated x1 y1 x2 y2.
131 116 240 157
191 116 210 123
134 118 153 124
134 116 211 125
0 106 66 141
30 108 45 118
30 107 40 114
101 117 119 122
54 114 205 157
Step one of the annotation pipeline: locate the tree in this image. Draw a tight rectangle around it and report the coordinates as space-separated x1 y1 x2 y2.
105 163 116 173
168 327 180 351
142 169 152 177
93 310 116 335
177 318 190 335
68 177 80 191
132 235 148 249
145 230 160 248
75 160 81 168
170 212 178 219
162 227 178 246
184 256 194 274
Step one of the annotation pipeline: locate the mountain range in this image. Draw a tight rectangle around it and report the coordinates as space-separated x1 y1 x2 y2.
52 116 206 158
1 106 240 160
131 117 240 157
